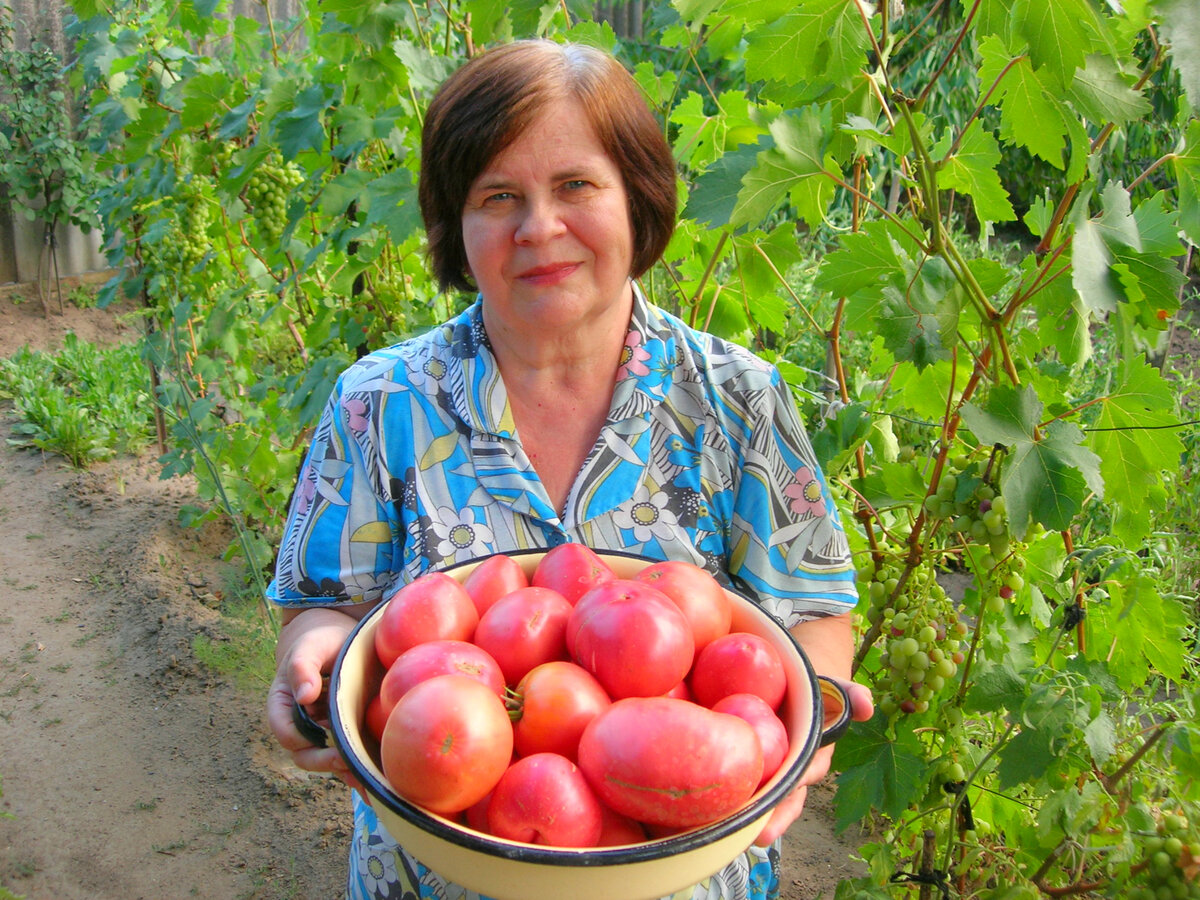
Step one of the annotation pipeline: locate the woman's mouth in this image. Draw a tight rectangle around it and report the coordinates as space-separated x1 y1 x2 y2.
517 262 580 285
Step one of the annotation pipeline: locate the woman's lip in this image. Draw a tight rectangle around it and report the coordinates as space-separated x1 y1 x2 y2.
517 262 580 284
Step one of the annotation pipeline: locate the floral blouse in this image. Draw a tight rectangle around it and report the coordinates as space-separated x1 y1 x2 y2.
267 283 856 900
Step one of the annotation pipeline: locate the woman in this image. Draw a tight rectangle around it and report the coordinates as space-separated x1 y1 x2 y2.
266 39 872 900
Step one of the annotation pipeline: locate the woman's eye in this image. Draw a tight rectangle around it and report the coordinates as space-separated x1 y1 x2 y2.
485 191 515 203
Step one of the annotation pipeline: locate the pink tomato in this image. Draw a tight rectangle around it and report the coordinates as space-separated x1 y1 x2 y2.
462 553 530 617
531 544 615 605
486 753 604 848
472 586 573 685
374 571 479 668
577 697 763 829
689 631 787 710
569 580 695 699
378 639 505 718
711 692 790 787
379 674 513 815
511 660 612 761
634 560 732 651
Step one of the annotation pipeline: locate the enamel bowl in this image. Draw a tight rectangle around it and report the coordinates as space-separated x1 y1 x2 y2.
319 549 851 900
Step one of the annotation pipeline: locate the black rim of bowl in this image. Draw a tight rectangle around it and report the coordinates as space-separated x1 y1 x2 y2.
328 547 825 867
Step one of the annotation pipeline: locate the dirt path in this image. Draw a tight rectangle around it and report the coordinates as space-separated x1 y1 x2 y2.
0 284 864 900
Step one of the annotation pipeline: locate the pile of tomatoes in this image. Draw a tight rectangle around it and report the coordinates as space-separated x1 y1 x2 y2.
360 546 793 849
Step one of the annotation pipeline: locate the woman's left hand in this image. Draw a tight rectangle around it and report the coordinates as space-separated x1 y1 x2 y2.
753 676 874 846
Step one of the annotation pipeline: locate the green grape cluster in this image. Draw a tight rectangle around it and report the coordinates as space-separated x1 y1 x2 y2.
1130 812 1200 900
242 152 304 245
926 465 1011 561
865 558 970 718
176 176 213 270
136 174 214 276
980 555 1027 615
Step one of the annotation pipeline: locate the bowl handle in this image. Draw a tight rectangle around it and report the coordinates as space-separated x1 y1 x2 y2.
292 696 331 749
816 676 853 747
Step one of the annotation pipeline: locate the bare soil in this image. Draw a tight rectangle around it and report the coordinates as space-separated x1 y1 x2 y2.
0 277 867 900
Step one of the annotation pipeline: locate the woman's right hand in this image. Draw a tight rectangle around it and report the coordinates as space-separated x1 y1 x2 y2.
266 604 374 785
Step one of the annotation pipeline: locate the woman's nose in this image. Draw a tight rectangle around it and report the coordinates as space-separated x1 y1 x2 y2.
514 196 565 243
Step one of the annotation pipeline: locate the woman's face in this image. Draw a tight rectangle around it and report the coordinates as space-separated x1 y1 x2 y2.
461 96 635 340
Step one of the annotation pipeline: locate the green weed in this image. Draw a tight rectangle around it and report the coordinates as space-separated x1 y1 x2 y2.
0 333 155 467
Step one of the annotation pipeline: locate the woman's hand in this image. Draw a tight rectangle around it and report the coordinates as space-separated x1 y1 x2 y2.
265 604 374 788
753 676 873 846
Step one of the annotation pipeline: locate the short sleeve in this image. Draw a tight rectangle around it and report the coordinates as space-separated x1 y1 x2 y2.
266 371 402 609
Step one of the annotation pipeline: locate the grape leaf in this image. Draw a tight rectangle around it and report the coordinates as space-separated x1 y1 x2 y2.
1134 190 1185 255
810 402 873 473
852 461 929 512
959 385 1104 537
877 256 962 369
1034 275 1093 369
935 121 1017 223
814 220 923 298
733 107 836 229
671 91 722 170
1070 181 1142 315
979 36 1070 167
1089 574 1189 687
1010 0 1101 91
966 659 1030 714
996 723 1058 789
743 0 863 89
1068 54 1153 126
969 0 1015 39
832 716 927 826
1084 711 1117 765
180 71 234 130
363 168 421 244
271 83 331 159
686 138 767 228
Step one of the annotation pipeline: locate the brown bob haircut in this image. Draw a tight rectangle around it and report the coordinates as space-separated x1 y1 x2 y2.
418 40 678 294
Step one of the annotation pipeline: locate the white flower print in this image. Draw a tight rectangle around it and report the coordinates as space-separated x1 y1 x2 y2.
430 506 495 563
357 845 400 897
407 352 449 393
613 486 680 543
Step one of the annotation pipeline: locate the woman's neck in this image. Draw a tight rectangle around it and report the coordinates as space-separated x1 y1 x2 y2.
481 284 634 514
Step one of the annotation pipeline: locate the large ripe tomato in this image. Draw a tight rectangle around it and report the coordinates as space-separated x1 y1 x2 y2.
379 674 514 815
531 543 615 605
689 631 787 711
577 697 763 829
378 639 505 718
511 660 612 761
486 752 604 847
711 693 790 788
461 553 529 617
569 580 694 699
633 560 732 651
472 586 573 685
374 571 479 668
